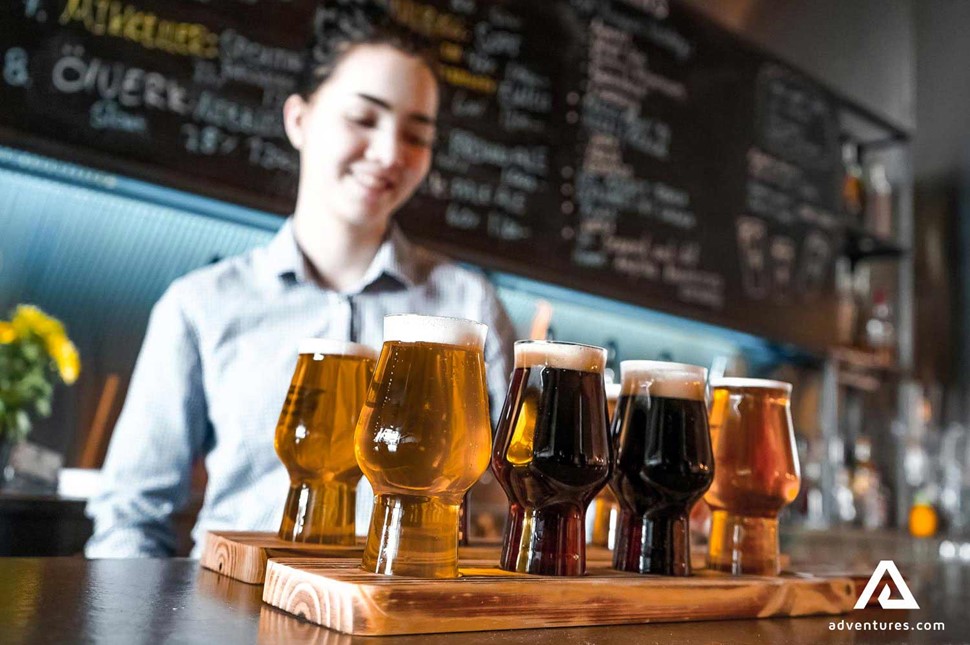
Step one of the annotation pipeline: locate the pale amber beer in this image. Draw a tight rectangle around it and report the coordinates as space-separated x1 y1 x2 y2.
705 378 800 575
275 339 377 545
493 341 611 575
589 382 621 548
356 315 491 578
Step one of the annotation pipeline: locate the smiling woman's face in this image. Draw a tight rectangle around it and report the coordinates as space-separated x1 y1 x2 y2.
284 44 438 232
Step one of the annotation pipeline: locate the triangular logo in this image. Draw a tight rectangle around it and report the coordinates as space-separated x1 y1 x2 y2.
854 560 919 609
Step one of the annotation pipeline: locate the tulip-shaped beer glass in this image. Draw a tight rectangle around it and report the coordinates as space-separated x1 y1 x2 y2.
493 341 611 576
275 339 377 544
589 382 622 548
611 361 714 576
356 315 491 578
705 378 800 575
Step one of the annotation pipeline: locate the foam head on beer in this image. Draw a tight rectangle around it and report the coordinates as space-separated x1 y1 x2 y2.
297 338 379 360
620 360 707 400
383 314 487 349
611 359 713 576
709 377 792 394
514 340 607 373
358 313 492 577
495 340 612 576
704 375 798 576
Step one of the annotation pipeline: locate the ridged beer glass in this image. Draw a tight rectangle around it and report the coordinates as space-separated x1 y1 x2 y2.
493 340 611 576
705 378 800 575
356 315 491 578
611 361 713 576
275 339 377 544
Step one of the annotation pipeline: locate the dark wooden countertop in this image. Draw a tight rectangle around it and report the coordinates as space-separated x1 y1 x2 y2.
0 556 967 644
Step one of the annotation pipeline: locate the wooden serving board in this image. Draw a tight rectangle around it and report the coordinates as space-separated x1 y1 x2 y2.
200 531 615 584
200 531 366 584
261 558 857 636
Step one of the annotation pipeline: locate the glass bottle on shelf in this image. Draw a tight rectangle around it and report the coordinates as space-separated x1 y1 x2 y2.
865 290 896 363
834 258 857 346
841 141 866 227
831 439 857 524
851 435 888 529
865 162 894 239
940 422 970 533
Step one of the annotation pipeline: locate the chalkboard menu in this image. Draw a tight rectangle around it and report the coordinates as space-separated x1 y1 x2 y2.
1 0 850 350
0 0 307 212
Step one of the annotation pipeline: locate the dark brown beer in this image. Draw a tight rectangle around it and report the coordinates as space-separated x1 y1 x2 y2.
493 341 611 576
611 361 713 576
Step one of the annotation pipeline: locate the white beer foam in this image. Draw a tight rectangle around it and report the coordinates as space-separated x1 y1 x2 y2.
605 382 622 402
383 314 487 349
620 360 707 401
514 340 607 373
710 377 792 393
298 338 379 360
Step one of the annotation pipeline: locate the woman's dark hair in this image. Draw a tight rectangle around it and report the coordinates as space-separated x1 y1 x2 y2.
296 1 438 99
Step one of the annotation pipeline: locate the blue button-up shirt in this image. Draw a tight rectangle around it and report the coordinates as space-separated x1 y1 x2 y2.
85 219 515 557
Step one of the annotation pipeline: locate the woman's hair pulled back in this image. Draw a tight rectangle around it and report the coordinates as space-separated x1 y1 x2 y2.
295 0 437 100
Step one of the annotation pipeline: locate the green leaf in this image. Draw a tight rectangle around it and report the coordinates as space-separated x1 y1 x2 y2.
34 397 51 417
13 409 31 442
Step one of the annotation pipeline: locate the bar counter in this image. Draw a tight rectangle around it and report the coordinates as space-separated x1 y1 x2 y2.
2 552 967 644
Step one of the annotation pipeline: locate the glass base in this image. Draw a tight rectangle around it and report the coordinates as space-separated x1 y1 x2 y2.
707 511 780 575
500 503 587 576
613 509 692 576
278 480 356 545
361 494 461 578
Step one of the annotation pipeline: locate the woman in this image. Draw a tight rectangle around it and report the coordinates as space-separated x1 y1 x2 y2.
86 21 515 557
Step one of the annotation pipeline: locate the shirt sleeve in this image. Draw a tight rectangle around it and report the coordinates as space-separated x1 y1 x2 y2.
85 284 210 557
479 281 516 429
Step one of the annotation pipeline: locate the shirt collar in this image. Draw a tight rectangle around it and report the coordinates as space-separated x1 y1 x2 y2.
260 218 419 293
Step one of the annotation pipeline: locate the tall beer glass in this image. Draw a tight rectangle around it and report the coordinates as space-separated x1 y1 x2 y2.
275 339 377 544
705 378 800 575
612 361 713 576
356 315 491 578
589 382 621 548
493 341 611 576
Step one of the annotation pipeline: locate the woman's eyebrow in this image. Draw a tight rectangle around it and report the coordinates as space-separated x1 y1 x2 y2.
357 93 437 126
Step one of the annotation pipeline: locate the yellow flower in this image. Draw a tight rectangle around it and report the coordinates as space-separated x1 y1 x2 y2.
12 305 65 340
0 321 15 344
46 334 81 385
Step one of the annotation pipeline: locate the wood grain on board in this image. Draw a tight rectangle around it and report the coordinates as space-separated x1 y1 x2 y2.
261 558 857 636
201 531 787 586
200 531 365 584
200 531 545 584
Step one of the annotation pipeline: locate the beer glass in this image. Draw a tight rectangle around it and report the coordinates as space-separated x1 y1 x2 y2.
275 339 377 544
493 341 611 576
356 315 491 578
705 378 800 575
612 361 713 576
589 382 622 548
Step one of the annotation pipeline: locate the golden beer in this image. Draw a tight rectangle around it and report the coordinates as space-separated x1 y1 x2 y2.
589 382 621 548
356 315 491 578
705 378 800 575
275 339 377 545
